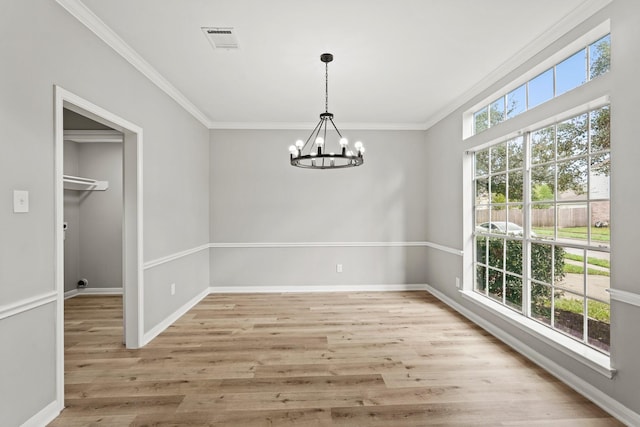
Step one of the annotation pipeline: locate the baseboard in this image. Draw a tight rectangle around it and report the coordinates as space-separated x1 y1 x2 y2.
64 287 123 299
423 284 640 427
209 284 428 293
141 287 210 346
20 399 61 427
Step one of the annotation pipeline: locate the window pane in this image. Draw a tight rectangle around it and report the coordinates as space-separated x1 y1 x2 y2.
531 203 554 240
586 249 610 302
475 149 490 176
474 107 488 134
476 265 487 293
490 205 507 235
507 171 523 203
531 282 552 325
476 208 489 229
508 137 524 169
527 68 554 109
557 203 588 244
491 174 506 204
488 238 504 269
531 164 555 201
556 49 587 96
587 299 610 353
506 84 526 119
590 153 610 199
557 158 588 200
490 143 507 173
476 236 487 265
557 114 588 159
590 202 610 247
475 178 489 205
505 239 523 275
531 242 553 284
555 245 582 294
507 205 523 233
488 268 503 302
490 97 505 127
531 126 555 165
589 34 610 79
505 274 523 311
590 106 610 153
554 291 584 340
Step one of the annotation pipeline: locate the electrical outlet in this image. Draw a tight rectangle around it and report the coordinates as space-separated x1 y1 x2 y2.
336 264 343 273
455 277 460 289
13 190 29 213
170 283 176 295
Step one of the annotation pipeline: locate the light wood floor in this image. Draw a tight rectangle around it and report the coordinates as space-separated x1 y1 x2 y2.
50 292 622 426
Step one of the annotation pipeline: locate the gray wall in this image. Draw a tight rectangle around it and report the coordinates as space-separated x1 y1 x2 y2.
209 129 429 287
422 1 640 417
0 0 210 425
64 140 124 292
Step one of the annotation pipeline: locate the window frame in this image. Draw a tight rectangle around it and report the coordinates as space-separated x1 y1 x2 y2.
461 23 613 377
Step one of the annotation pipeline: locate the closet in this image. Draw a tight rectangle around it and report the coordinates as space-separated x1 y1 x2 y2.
63 109 124 295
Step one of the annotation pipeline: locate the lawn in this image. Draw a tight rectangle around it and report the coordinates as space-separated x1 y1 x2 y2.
564 253 610 269
554 298 610 322
563 264 609 277
533 226 610 242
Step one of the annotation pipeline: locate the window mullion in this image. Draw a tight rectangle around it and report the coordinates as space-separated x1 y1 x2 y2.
523 131 532 317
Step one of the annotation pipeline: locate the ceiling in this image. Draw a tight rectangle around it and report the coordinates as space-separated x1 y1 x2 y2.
69 0 602 129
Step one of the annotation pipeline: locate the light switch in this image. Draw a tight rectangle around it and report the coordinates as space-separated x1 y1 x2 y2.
13 190 29 213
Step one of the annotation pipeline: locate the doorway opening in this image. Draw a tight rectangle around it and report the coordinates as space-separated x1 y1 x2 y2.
54 86 143 408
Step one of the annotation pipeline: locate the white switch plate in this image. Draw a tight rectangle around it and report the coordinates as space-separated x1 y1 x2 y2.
336 264 343 273
456 277 460 289
13 190 29 213
170 283 176 295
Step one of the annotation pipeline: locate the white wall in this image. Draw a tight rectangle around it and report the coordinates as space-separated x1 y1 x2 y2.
210 129 430 288
422 1 640 419
0 0 210 425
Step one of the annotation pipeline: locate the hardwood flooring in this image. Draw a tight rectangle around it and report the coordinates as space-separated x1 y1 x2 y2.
50 292 622 426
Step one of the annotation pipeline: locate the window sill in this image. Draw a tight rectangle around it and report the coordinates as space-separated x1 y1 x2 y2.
460 290 615 378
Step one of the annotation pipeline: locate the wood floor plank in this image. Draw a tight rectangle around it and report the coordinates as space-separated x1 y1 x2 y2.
50 292 623 426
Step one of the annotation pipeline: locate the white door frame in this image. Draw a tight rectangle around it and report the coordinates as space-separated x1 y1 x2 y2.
54 86 144 407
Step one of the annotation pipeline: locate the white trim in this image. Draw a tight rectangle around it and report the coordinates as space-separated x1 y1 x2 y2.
424 285 639 425
209 122 428 131
458 290 613 377
64 288 123 299
141 287 210 346
144 243 210 270
607 289 640 308
55 0 212 128
211 241 463 256
209 284 428 294
20 399 61 427
0 292 57 321
63 129 123 143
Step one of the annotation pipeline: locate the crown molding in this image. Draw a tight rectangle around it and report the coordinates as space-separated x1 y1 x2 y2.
57 0 610 133
55 0 214 128
420 0 613 131
209 121 428 131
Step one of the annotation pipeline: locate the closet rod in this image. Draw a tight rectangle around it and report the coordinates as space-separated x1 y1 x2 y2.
63 174 109 191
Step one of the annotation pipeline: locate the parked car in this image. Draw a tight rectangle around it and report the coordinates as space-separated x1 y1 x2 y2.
476 221 532 236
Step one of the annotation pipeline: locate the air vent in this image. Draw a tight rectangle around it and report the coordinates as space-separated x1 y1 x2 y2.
202 27 239 49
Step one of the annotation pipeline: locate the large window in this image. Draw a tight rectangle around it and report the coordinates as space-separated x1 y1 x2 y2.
473 105 610 353
473 34 610 135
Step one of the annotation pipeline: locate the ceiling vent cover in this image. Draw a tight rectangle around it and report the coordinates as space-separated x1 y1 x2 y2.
202 27 238 49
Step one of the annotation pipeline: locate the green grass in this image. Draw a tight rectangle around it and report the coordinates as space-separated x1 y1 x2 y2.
532 226 610 242
564 253 610 269
563 264 610 277
554 298 610 322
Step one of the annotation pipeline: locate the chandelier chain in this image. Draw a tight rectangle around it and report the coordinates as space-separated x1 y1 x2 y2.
325 61 329 113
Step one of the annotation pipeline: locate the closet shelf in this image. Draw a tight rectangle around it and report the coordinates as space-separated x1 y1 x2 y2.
63 174 109 191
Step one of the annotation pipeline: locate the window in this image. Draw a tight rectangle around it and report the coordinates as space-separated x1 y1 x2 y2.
472 34 610 135
473 105 610 353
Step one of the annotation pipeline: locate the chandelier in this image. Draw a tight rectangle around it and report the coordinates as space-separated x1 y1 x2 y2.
289 53 364 169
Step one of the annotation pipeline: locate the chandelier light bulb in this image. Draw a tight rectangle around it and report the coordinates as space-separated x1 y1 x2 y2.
315 137 324 146
288 145 298 154
339 137 348 147
295 139 304 149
